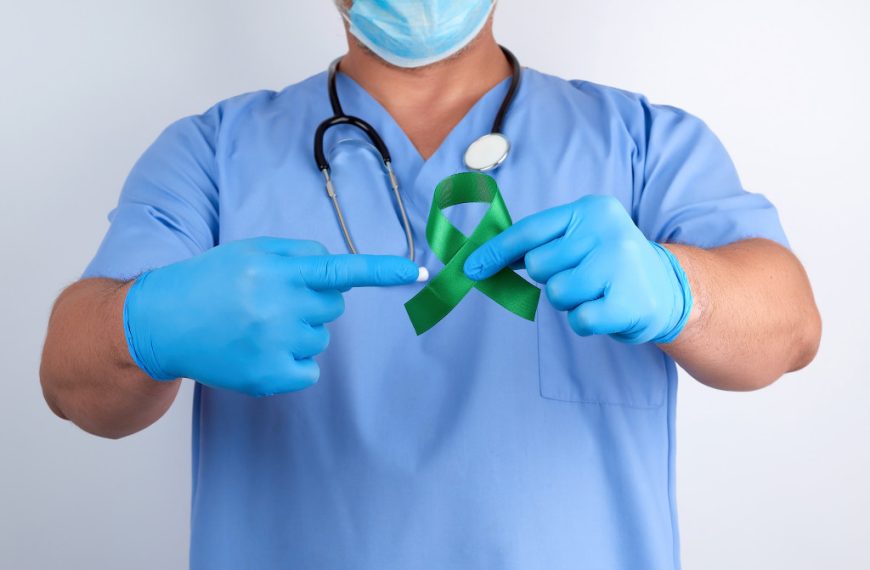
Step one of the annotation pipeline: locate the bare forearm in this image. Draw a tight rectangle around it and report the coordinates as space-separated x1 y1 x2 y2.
40 278 180 438
661 239 821 391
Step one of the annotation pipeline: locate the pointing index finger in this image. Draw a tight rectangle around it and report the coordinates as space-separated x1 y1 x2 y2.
299 254 425 290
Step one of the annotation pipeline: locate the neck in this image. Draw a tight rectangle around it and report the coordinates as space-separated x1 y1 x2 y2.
338 22 511 160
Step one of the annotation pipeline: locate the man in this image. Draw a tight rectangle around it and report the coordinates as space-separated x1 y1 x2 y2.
40 1 821 568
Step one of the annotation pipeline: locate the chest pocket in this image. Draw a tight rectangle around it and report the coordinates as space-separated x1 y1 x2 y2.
536 299 668 408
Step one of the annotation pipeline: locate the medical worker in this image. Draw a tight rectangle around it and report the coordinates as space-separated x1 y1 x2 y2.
40 1 821 568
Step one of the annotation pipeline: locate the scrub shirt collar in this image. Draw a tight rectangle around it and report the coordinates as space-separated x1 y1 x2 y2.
332 70 517 193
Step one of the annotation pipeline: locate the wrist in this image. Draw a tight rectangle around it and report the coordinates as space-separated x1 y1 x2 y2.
123 271 176 381
650 242 693 344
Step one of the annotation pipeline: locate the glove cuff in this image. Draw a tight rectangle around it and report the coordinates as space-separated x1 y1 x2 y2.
123 271 175 381
649 243 694 344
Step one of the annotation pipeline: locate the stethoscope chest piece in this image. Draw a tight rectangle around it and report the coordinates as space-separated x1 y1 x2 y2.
464 132 510 172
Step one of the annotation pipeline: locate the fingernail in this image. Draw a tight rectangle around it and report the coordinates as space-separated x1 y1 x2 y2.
416 267 430 282
464 262 482 280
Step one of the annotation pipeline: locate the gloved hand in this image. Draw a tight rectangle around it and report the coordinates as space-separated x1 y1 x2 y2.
123 237 421 396
464 195 693 344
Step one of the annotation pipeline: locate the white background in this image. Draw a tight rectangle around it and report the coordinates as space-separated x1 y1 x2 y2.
1 1 868 568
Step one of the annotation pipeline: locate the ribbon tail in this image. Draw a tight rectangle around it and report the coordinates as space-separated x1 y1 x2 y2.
405 264 475 335
474 270 541 321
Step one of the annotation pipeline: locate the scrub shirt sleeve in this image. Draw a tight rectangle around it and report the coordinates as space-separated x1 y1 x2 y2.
633 101 789 249
82 107 221 280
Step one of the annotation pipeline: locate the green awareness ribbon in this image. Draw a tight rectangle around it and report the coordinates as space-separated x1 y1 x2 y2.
404 172 541 335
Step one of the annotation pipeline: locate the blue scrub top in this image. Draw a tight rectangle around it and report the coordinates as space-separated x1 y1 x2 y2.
84 67 787 569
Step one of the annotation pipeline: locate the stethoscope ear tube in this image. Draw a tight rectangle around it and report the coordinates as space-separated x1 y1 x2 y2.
313 113 411 260
320 166 360 255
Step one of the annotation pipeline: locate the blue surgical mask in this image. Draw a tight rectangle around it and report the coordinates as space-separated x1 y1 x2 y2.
338 0 496 69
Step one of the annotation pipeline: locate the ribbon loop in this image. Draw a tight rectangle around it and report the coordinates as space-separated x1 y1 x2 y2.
405 172 541 335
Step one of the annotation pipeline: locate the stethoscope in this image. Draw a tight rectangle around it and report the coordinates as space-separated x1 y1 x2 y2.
313 46 522 262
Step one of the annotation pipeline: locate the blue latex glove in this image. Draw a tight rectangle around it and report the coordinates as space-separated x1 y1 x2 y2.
123 237 421 396
464 196 693 344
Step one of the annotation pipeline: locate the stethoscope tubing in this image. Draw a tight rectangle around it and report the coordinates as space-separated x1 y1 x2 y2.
313 46 521 261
